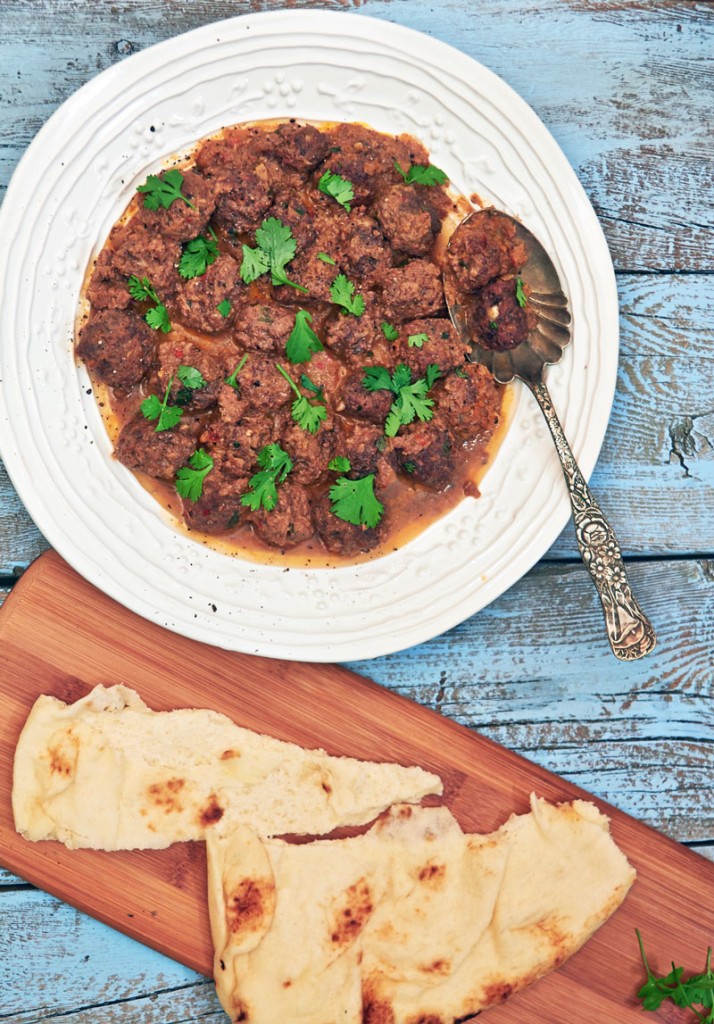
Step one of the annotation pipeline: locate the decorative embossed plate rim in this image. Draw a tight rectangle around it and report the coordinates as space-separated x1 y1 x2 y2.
0 10 618 661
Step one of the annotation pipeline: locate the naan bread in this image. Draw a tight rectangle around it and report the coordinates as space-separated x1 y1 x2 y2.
12 685 442 850
208 797 635 1024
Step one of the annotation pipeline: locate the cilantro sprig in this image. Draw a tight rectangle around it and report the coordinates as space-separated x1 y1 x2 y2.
127 275 171 333
394 160 448 186
137 169 196 210
636 930 714 1022
330 474 384 529
362 362 441 437
240 217 308 293
175 449 214 502
178 233 219 279
240 443 293 512
286 309 324 364
408 332 429 348
141 375 183 432
175 364 207 404
330 273 365 316
381 322 399 342
225 353 248 389
317 252 336 265
317 170 354 211
515 276 528 308
328 456 351 473
276 363 327 434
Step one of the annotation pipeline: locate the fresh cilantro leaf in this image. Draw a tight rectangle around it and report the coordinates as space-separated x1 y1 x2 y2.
178 234 219 279
141 375 183 432
394 160 448 186
145 303 171 333
408 332 429 348
127 275 171 332
515 276 528 308
328 456 351 473
127 275 158 303
177 365 207 390
137 168 196 210
276 363 327 434
329 474 384 529
317 252 336 265
454 366 468 379
240 443 293 512
240 244 270 284
300 374 324 399
286 309 324 364
488 319 499 331
225 353 248 389
635 930 714 1022
317 170 354 211
362 362 441 437
175 448 214 502
217 299 232 318
381 322 399 342
240 218 308 293
330 273 365 316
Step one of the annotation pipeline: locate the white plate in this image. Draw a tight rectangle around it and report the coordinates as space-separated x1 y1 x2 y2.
0 11 618 662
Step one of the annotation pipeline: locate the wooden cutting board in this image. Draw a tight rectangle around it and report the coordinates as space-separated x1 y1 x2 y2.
1 550 710 1023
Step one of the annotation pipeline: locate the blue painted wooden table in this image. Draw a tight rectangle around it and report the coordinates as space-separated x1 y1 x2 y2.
0 1 712 1021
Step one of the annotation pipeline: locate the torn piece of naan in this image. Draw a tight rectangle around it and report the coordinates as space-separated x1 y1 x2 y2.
12 685 441 850
208 797 635 1024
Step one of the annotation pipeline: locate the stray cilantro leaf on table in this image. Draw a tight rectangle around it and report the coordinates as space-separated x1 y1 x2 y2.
127 274 172 333
225 353 248 389
330 273 365 316
217 299 232 318
240 217 308 293
317 252 336 265
393 160 448 186
408 332 429 348
137 168 196 210
329 474 384 528
286 309 324 363
178 234 219 279
381 322 399 342
175 449 214 502
363 361 441 437
276 363 327 434
635 930 714 1022
328 456 351 473
241 443 294 512
317 170 355 211
515 276 528 308
141 375 183 432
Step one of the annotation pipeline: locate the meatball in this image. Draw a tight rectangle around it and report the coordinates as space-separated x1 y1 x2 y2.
76 309 155 388
181 449 247 534
379 259 444 323
466 275 535 352
212 168 273 238
86 249 133 310
335 419 385 478
137 169 216 242
389 318 469 377
281 422 335 486
312 494 384 557
339 370 393 423
239 354 293 412
247 480 313 549
114 414 198 480
446 209 528 293
271 123 330 173
108 217 182 297
341 214 392 285
155 337 226 412
389 421 456 490
324 313 386 365
433 363 503 440
172 254 243 333
233 303 297 354
374 185 440 256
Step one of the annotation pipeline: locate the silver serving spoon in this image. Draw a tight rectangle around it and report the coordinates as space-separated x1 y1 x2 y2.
444 209 656 661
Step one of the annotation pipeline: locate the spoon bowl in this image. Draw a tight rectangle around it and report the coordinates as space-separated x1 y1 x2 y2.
444 208 656 661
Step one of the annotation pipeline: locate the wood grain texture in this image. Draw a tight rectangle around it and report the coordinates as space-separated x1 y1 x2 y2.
1 551 713 1024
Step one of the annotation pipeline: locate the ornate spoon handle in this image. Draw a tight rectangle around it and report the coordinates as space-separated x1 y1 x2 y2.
528 378 656 661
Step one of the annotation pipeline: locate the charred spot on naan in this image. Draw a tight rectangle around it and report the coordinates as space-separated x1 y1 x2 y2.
198 793 225 827
47 729 79 778
146 777 186 814
416 861 446 887
226 877 276 940
418 958 451 977
220 748 240 760
330 877 374 945
362 991 396 1024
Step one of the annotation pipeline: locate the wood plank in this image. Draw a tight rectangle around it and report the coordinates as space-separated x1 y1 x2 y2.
1 550 713 1024
0 1 710 271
